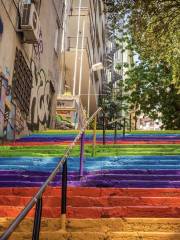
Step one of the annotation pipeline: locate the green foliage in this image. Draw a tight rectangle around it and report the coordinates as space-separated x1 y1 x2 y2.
104 0 180 129
124 61 180 129
99 81 124 122
104 0 180 87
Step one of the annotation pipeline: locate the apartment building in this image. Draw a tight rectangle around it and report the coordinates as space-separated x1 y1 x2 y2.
56 0 106 128
106 18 134 126
0 0 64 140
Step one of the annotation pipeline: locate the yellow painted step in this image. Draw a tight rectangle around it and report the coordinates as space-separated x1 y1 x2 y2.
67 218 180 232
1 218 180 233
1 231 180 240
0 218 61 232
111 232 180 240
1 218 180 240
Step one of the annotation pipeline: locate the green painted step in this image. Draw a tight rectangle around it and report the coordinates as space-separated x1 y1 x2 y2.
0 145 180 157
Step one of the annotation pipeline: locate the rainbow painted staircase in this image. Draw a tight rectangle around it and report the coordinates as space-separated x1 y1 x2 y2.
0 130 180 239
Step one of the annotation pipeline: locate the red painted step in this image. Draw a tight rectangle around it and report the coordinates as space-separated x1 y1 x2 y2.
0 195 180 208
1 205 180 219
0 187 180 218
1 187 180 197
67 206 180 219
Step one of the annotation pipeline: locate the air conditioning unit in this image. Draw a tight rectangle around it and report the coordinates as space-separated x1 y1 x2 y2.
21 3 41 43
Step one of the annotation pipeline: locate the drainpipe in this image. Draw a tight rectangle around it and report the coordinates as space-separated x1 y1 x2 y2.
78 20 85 96
73 0 82 96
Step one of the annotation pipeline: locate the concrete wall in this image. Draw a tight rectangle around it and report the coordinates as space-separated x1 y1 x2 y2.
0 0 64 139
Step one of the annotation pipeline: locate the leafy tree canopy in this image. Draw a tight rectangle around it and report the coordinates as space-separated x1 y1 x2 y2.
104 0 180 87
124 61 180 129
99 81 126 122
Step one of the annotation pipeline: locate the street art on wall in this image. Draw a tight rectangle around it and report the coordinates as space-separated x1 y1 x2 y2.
0 16 3 35
11 48 54 132
0 68 15 140
28 60 54 130
33 30 43 61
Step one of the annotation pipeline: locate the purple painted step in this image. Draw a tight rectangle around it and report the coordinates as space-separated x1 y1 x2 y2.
85 174 180 181
0 175 80 182
0 170 80 176
1 179 180 188
1 169 180 176
0 181 78 187
0 168 180 188
79 180 180 188
1 173 180 183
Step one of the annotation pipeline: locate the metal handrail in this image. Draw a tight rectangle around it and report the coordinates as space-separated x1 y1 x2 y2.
105 116 131 142
108 116 129 126
0 107 103 240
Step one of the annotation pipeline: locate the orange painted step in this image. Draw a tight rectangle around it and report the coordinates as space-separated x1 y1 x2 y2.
1 206 180 219
0 187 180 218
67 206 180 219
1 187 180 197
1 195 180 208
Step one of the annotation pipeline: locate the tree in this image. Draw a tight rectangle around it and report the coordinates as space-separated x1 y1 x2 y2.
104 0 180 129
104 0 180 87
99 81 124 122
124 61 180 129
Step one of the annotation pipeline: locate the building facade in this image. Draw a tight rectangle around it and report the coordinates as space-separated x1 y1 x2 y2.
56 0 106 128
0 0 64 140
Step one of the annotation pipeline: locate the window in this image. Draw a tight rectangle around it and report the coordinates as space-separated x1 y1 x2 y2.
12 48 32 116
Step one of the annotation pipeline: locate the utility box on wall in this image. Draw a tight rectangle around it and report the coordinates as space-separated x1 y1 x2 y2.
20 3 41 43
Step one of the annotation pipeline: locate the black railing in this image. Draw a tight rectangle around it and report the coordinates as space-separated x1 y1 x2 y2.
0 107 103 240
107 116 131 144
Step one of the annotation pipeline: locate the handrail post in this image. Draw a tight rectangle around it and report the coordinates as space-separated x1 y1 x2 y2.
129 114 132 132
114 121 117 144
92 116 97 156
102 112 106 145
0 108 103 240
80 132 85 177
61 159 67 231
123 118 126 137
32 197 42 240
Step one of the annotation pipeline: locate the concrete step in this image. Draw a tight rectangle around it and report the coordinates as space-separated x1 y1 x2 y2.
85 174 180 181
0 195 180 208
67 206 180 218
1 218 180 239
1 205 180 218
1 187 180 197
1 218 180 233
0 218 61 232
1 231 180 240
80 179 180 188
67 218 180 232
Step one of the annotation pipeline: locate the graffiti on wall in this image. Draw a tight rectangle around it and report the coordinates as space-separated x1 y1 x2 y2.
0 16 3 35
28 60 54 130
0 67 16 140
33 30 43 61
14 107 25 134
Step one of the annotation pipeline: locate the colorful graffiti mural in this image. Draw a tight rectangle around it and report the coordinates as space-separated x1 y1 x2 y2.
28 60 54 130
0 68 15 140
